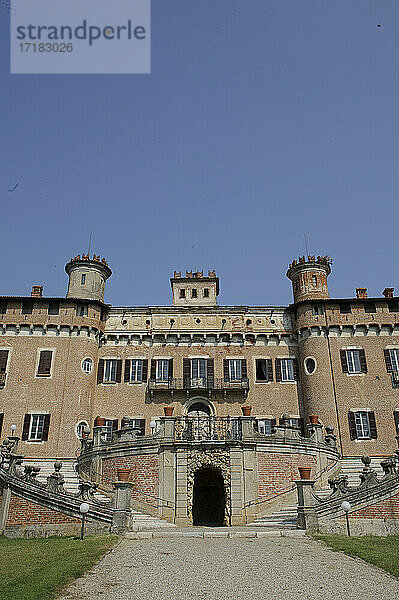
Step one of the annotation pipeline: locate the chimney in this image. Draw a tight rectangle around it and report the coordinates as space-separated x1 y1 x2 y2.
383 287 394 298
356 288 367 299
31 285 43 298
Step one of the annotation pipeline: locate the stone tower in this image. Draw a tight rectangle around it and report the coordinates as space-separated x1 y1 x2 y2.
286 255 332 303
65 253 112 302
170 270 219 306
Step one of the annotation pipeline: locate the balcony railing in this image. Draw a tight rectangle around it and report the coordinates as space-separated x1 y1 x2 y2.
174 416 242 442
147 377 249 393
0 373 6 386
392 371 399 389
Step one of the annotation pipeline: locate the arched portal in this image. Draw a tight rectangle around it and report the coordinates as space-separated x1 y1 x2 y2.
192 467 226 526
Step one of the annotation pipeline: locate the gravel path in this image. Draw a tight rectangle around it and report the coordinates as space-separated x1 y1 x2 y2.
58 534 399 600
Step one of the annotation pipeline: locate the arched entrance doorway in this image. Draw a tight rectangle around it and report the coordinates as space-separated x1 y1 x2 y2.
192 467 226 526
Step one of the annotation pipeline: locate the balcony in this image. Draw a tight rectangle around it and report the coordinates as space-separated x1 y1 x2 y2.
0 372 6 387
174 416 242 442
147 377 249 399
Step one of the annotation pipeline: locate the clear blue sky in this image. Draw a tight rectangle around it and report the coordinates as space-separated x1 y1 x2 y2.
0 1 398 306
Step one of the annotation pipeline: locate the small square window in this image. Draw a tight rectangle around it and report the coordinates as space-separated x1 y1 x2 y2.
312 275 318 286
81 274 86 285
364 302 376 314
203 288 209 298
179 289 186 299
312 305 322 316
48 301 59 315
339 303 352 314
22 300 33 314
257 419 273 435
77 304 88 317
0 301 7 314
388 300 399 313
191 289 197 298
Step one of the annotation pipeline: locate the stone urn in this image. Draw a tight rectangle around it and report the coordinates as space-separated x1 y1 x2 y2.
241 406 252 417
309 415 319 425
163 406 174 417
116 468 131 482
298 467 312 480
94 416 105 427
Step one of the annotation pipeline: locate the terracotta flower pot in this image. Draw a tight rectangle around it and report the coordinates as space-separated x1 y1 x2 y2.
163 406 174 417
117 468 131 482
94 417 105 427
309 415 319 425
298 467 312 480
241 406 252 417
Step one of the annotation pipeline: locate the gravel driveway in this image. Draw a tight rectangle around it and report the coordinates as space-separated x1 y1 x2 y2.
58 533 399 600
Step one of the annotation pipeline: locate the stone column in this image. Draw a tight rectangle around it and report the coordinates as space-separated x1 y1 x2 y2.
90 426 105 482
296 479 318 532
175 448 189 526
158 445 176 522
230 447 245 525
0 484 11 533
111 481 134 533
160 417 176 442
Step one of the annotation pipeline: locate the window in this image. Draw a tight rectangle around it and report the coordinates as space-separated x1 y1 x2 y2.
388 300 399 313
0 350 9 374
76 421 89 439
191 358 207 380
104 419 118 442
48 301 59 315
22 414 50 442
129 359 144 382
276 358 298 382
191 289 197 298
82 358 93 374
123 418 145 435
256 418 275 435
104 359 118 383
340 349 367 374
312 305 322 316
364 302 376 314
156 359 169 382
255 359 273 382
0 300 7 314
150 418 161 434
203 288 209 298
76 304 88 317
179 289 185 299
21 300 33 314
100 309 107 322
37 350 53 377
385 349 399 373
228 359 242 381
393 411 399 435
348 411 377 440
339 303 351 314
304 357 316 375
81 274 86 285
312 275 317 286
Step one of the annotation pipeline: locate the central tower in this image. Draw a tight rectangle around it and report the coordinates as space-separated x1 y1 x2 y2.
170 270 219 306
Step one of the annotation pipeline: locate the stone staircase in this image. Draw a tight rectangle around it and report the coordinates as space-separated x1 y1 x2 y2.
339 456 385 486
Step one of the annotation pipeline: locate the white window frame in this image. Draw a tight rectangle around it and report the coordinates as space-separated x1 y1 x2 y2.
257 419 272 435
228 359 242 381
346 349 361 374
129 359 143 383
29 414 46 441
104 418 115 442
76 420 90 439
81 357 93 374
156 359 169 382
104 359 118 383
389 349 399 373
191 358 207 380
354 411 371 439
280 358 295 382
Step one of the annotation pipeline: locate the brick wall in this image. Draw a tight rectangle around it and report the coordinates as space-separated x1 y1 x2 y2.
257 452 317 499
102 454 159 503
6 494 80 527
344 491 399 520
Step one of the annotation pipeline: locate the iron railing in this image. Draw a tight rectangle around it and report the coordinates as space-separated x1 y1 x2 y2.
0 372 6 386
392 371 399 389
147 377 249 392
174 416 242 442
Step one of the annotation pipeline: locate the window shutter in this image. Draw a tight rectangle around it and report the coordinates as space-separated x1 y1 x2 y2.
37 350 52 376
116 360 122 383
0 413 3 436
266 359 273 382
0 350 9 373
394 411 399 434
124 360 131 383
299 417 305 436
22 414 31 440
340 350 348 373
141 360 148 382
359 349 367 374
207 359 214 385
97 359 104 384
241 359 247 379
348 411 357 440
168 358 173 380
275 359 282 382
384 350 393 373
42 414 50 441
270 418 276 430
150 359 156 380
138 419 145 435
183 359 190 388
293 358 299 381
223 360 229 382
112 419 119 432
368 412 377 439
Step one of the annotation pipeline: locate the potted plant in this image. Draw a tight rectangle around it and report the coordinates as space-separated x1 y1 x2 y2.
116 468 131 482
309 415 319 425
163 406 174 417
298 467 312 480
241 406 252 416
94 416 105 427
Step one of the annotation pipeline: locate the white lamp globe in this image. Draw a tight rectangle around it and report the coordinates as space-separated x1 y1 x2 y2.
79 502 90 514
341 501 351 512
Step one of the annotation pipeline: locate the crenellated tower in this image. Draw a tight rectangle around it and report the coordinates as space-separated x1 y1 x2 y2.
286 255 332 303
65 253 112 302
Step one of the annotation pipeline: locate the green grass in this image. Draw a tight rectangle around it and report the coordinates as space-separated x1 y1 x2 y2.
313 534 399 578
0 534 118 600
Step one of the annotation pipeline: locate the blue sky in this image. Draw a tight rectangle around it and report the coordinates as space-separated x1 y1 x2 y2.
0 1 398 306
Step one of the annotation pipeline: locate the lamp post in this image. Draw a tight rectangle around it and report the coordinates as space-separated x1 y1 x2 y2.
341 501 351 536
10 424 16 435
79 502 90 540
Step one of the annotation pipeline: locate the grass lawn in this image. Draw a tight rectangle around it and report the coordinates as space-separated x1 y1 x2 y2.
0 534 118 600
313 534 399 578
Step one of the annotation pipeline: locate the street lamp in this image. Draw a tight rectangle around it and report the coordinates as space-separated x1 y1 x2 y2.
341 501 351 536
79 502 90 540
10 424 16 435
